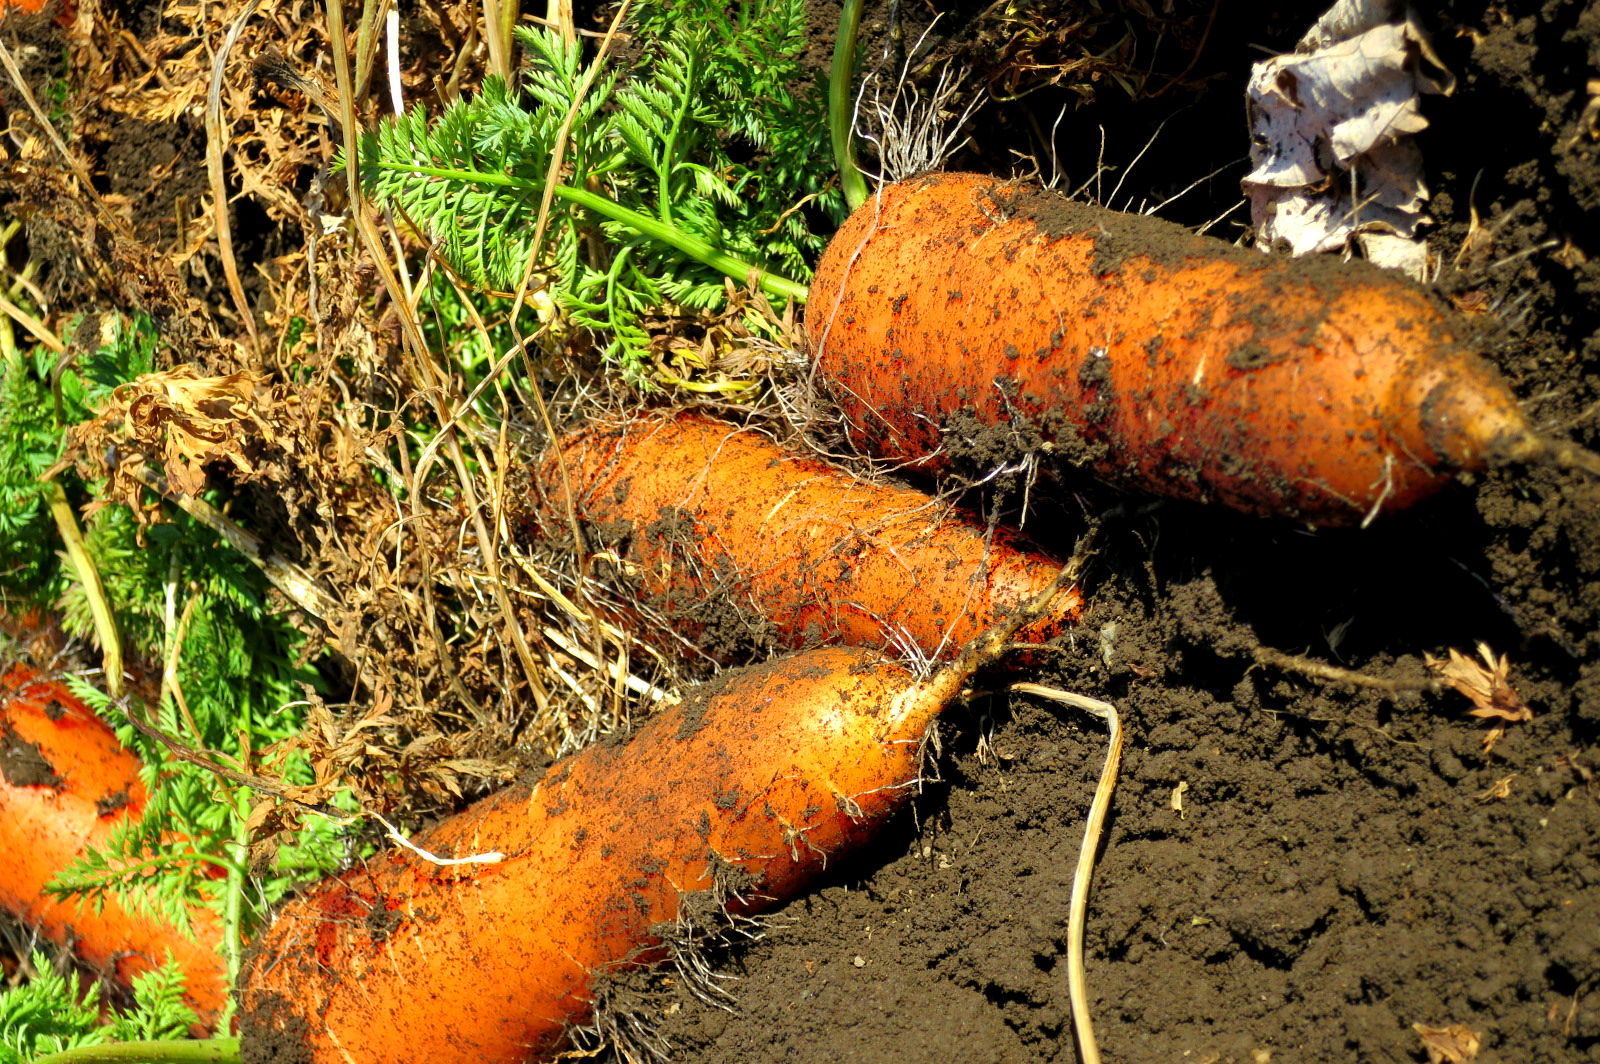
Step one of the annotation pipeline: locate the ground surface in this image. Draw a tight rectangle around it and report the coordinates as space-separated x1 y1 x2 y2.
638 2 1600 1063
4 0 1597 1061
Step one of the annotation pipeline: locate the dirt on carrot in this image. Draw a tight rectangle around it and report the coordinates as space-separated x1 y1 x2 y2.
0 666 230 1023
237 644 987 1064
517 411 1081 668
637 1 1600 1062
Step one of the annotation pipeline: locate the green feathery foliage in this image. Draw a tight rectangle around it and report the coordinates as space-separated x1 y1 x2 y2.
0 953 195 1063
0 314 347 1026
1 321 154 601
357 0 835 378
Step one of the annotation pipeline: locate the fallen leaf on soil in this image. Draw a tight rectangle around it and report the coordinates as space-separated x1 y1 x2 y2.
1170 780 1189 817
1425 643 1531 752
1412 1021 1480 1063
1474 774 1514 802
1243 0 1454 278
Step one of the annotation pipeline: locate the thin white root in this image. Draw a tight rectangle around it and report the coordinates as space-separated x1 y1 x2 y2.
367 811 504 866
1009 683 1124 1064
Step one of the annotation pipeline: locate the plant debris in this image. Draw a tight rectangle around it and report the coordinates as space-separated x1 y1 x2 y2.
1425 643 1531 753
1242 0 1454 277
1411 1021 1481 1064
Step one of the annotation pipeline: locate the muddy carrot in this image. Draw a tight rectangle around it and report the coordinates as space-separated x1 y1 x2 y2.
806 171 1600 525
0 665 229 1023
523 411 1080 664
236 563 1079 1064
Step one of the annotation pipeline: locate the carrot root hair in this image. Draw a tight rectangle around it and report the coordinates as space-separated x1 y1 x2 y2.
893 518 1102 736
1542 436 1600 479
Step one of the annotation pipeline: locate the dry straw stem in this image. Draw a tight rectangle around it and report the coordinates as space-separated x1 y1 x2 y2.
1008 683 1123 1064
324 0 552 719
504 0 634 713
1252 645 1441 695
43 482 124 698
205 0 263 354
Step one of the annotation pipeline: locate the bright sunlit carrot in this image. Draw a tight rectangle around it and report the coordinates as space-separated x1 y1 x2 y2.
0 665 228 1023
806 171 1599 525
238 567 1079 1063
526 411 1080 664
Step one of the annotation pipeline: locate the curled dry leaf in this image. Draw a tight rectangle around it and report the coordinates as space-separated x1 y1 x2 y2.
1412 1021 1480 1064
48 365 290 519
1243 0 1455 278
1473 774 1515 803
1425 643 1531 752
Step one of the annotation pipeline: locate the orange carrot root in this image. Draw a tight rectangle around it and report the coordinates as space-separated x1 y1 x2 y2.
239 646 950 1064
806 172 1586 526
0 665 228 1023
522 411 1081 663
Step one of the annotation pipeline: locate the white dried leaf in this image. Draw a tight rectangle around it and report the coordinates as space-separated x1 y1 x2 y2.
1298 0 1403 51
1242 5 1453 276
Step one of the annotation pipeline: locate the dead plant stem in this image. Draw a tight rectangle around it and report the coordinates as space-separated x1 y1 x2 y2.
325 0 551 716
1252 646 1440 694
0 40 137 245
1008 683 1123 1064
43 481 124 699
0 291 64 353
204 0 264 353
506 0 631 713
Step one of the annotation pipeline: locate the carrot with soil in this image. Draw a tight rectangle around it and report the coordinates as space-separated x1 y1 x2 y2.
806 171 1600 526
522 411 1081 665
237 549 1089 1064
0 665 229 1023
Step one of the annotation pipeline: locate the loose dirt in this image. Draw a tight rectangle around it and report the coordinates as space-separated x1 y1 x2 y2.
3 0 1595 1061
638 3 1600 1063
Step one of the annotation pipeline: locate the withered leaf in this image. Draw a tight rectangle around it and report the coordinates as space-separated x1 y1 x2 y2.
1412 1022 1480 1064
1425 643 1531 752
1474 774 1515 803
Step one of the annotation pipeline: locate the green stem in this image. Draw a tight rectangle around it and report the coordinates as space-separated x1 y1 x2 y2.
30 1039 240 1064
219 785 249 1030
47 849 243 884
830 0 868 211
655 42 699 227
374 161 810 304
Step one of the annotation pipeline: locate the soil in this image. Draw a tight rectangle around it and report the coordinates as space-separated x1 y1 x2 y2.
634 3 1600 1063
2 0 1596 1062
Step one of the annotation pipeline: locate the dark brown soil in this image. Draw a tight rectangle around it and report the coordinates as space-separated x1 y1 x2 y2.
4 0 1596 1060
635 2 1600 1063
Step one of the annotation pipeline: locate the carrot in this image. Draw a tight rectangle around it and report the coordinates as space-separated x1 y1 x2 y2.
0 665 228 1023
237 566 1079 1064
806 171 1600 526
523 411 1080 664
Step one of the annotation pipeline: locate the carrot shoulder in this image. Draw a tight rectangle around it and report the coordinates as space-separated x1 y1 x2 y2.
239 645 953 1064
0 665 228 1023
521 411 1079 663
806 171 1569 525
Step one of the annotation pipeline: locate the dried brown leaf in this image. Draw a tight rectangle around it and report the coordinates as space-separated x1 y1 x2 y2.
1412 1022 1480 1064
1426 643 1531 752
1474 774 1515 803
1426 643 1530 722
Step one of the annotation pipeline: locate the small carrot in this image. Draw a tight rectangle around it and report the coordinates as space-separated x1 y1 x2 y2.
806 171 1600 525
237 565 1081 1063
0 665 228 1023
524 411 1080 664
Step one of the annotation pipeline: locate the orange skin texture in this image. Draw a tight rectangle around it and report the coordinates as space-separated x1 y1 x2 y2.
807 172 1531 525
239 647 933 1064
0 666 228 1023
529 412 1078 663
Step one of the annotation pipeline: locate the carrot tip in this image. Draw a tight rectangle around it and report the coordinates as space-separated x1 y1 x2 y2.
1544 437 1600 479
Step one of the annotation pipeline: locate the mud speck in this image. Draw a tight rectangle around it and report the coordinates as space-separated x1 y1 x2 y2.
0 727 62 788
